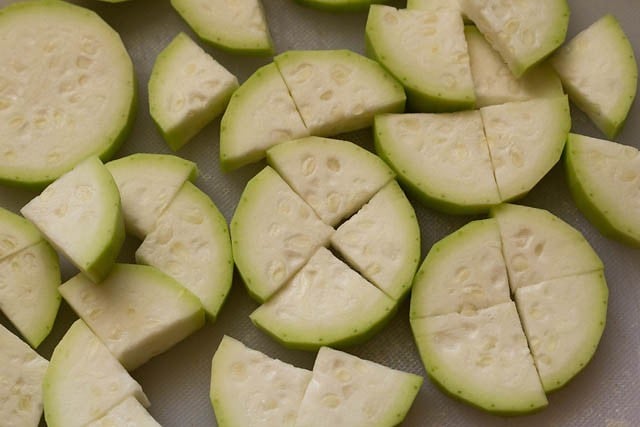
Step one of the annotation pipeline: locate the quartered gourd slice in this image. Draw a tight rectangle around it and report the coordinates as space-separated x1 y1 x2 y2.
210 335 312 427
43 320 150 427
565 133 640 247
459 0 569 77
170 0 273 55
0 207 42 259
0 0 135 188
366 5 475 112
59 264 205 371
293 0 390 12
86 396 160 427
149 32 239 151
0 324 49 427
551 15 637 138
21 156 124 283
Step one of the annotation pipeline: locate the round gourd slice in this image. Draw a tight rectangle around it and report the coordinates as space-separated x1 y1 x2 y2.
59 264 205 371
366 5 475 112
459 0 569 77
106 153 198 240
550 14 637 138
274 50 406 136
20 156 124 283
170 0 273 55
250 247 396 350
266 136 394 226
136 182 233 321
0 207 42 261
210 335 312 427
0 0 135 188
565 133 640 247
86 396 160 427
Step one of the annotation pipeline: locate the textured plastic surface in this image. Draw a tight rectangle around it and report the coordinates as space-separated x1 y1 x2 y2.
0 0 638 426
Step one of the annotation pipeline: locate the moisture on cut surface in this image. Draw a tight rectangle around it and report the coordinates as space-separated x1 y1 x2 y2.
86 396 160 427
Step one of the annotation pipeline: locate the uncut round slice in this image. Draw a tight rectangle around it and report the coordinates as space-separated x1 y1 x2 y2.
295 347 422 427
43 320 150 427
106 153 198 239
0 0 135 187
170 0 273 55
459 0 569 77
250 247 396 350
86 397 160 427
565 133 640 247
551 15 637 138
366 5 475 112
275 50 406 136
59 264 205 371
266 136 394 226
210 336 312 427
21 156 124 283
149 33 238 151
136 182 233 320
374 111 500 214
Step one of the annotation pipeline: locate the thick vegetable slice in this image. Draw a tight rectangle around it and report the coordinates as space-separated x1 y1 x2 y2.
59 264 205 371
267 136 394 226
295 347 422 427
459 0 569 77
86 396 160 427
136 182 233 320
106 153 198 239
0 0 135 188
0 207 42 260
210 336 312 427
21 156 124 283
565 133 640 247
275 50 405 136
170 0 273 55
149 33 238 151
0 324 49 427
293 0 390 12
250 247 396 350
366 5 475 112
43 320 149 427
551 15 637 138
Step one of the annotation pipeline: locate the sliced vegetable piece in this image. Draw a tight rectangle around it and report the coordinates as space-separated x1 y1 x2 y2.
293 0 390 12
250 247 396 350
275 50 405 136
267 136 394 226
21 156 124 283
551 14 637 138
220 63 310 171
295 347 422 427
170 0 273 55
210 336 312 427
86 396 160 427
0 0 135 188
149 32 238 151
366 5 475 112
0 207 42 260
136 182 233 320
565 133 640 247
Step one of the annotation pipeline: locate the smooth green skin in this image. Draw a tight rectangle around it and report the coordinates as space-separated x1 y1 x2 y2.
294 0 391 12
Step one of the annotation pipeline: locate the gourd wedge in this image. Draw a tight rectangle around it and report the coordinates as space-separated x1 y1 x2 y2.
86 396 160 427
293 0 391 12
0 207 42 260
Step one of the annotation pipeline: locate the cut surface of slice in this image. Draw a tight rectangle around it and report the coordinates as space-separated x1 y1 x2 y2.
565 133 640 247
275 50 405 136
136 182 233 320
250 247 396 350
0 207 42 260
551 14 637 138
267 136 394 226
210 335 312 427
149 32 239 151
515 271 607 392
366 5 475 112
21 156 124 283
0 0 135 187
43 320 149 427
106 153 198 239
459 0 569 77
331 180 420 300
374 111 500 214
86 396 160 427
220 63 310 171
231 167 334 303
170 0 273 55
59 264 205 371
0 323 49 427
294 347 422 427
